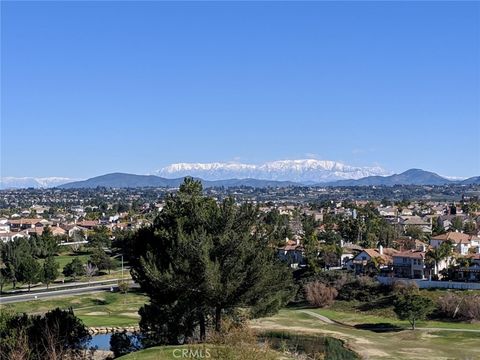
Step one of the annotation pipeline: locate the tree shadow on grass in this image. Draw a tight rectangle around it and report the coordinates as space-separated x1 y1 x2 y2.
354 323 404 333
93 299 108 305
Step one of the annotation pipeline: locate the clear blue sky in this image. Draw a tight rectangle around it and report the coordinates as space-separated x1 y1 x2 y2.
2 1 479 179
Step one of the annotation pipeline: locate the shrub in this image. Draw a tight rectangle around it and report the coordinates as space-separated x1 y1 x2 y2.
437 293 461 318
337 276 385 302
208 319 277 360
392 280 419 296
437 293 480 321
460 295 480 321
0 307 91 359
304 282 338 308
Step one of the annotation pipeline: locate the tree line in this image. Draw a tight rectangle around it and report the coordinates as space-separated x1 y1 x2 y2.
0 227 118 292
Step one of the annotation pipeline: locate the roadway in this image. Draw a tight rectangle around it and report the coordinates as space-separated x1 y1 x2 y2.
0 280 137 304
0 283 119 304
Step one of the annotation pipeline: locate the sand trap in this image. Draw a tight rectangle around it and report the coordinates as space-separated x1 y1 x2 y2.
84 311 108 316
118 312 140 317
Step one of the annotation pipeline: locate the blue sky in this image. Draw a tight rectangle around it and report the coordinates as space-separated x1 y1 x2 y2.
2 1 479 179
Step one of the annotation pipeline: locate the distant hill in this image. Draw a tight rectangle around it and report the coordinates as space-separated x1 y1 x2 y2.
57 173 298 189
15 169 480 190
461 176 480 185
323 169 452 186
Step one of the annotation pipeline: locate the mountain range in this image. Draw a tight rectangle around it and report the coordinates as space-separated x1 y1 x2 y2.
1 159 479 189
323 169 457 186
57 173 297 189
156 159 390 182
38 169 480 189
0 177 77 189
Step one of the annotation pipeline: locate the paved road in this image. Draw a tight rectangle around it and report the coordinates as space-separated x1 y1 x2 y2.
0 284 120 304
2 278 124 296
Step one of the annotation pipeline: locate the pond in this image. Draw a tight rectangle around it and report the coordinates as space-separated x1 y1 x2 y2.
262 332 359 359
88 334 112 351
88 332 143 351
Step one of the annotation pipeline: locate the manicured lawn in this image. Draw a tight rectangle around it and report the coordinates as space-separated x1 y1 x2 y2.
313 296 480 330
252 309 480 360
0 291 148 328
311 307 480 330
53 253 90 269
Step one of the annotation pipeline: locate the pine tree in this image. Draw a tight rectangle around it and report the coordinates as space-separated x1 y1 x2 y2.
42 255 59 289
130 178 295 344
17 256 41 292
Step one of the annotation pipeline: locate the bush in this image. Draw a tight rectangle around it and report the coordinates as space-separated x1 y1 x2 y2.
461 295 480 321
337 276 385 302
392 280 419 296
304 282 338 308
438 294 480 321
208 319 278 360
295 271 353 302
0 307 91 359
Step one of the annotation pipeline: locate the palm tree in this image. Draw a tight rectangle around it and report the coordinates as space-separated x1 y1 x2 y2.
367 256 386 275
426 241 452 278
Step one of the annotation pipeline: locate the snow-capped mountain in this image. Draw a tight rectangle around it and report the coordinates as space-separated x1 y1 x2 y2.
0 177 77 189
156 159 391 183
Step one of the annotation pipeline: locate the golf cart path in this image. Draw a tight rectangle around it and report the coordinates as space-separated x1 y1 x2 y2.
299 310 334 324
300 310 480 332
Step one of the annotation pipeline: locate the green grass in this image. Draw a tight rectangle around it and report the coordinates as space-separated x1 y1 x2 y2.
0 290 148 327
314 296 480 330
253 309 480 360
118 345 217 360
53 253 90 269
117 344 291 360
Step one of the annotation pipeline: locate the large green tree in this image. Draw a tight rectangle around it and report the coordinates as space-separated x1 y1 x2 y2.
393 294 434 330
62 258 85 281
41 255 59 289
90 247 115 274
17 256 41 292
130 178 295 344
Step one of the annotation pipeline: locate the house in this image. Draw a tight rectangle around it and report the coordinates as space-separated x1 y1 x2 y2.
76 220 99 230
394 237 428 252
0 231 30 242
399 216 432 234
340 241 362 270
400 208 414 216
377 206 397 218
277 237 305 268
0 223 10 233
351 246 397 275
8 218 50 230
30 205 49 214
393 251 429 279
61 224 88 238
450 253 480 282
430 231 477 255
